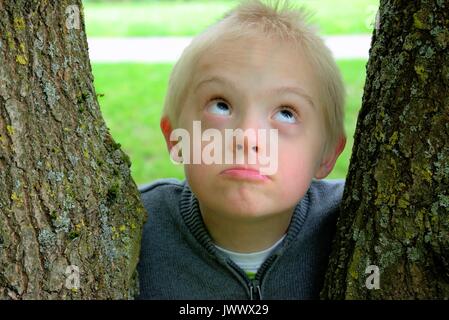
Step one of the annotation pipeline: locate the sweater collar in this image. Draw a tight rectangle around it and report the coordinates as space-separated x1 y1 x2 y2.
179 180 311 257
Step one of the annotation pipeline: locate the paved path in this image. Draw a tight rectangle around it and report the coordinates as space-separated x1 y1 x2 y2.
87 35 371 63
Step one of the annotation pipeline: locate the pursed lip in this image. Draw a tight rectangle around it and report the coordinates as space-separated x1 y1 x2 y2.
219 166 270 181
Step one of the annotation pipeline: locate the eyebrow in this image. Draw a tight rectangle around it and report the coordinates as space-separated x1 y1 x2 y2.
193 76 315 108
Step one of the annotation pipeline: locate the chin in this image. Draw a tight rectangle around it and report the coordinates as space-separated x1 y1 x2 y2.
220 198 272 218
224 207 271 220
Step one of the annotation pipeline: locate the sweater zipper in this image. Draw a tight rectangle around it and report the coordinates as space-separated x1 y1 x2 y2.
248 254 278 300
249 279 262 300
226 254 278 300
225 259 263 300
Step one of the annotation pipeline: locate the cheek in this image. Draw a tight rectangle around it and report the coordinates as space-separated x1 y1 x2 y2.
278 151 314 180
185 163 211 180
185 163 220 189
184 164 208 198
201 112 234 131
276 144 316 196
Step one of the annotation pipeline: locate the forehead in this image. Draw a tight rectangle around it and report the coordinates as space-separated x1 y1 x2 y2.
191 35 318 101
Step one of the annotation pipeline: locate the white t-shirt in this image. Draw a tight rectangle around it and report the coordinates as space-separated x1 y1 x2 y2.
214 235 286 276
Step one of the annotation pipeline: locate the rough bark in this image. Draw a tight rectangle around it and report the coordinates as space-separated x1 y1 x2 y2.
0 0 146 299
321 0 449 299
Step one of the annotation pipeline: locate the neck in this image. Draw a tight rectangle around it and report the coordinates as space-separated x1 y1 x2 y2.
199 203 294 253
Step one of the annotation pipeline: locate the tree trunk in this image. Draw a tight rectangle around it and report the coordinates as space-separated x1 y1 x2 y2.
322 0 449 299
0 0 146 299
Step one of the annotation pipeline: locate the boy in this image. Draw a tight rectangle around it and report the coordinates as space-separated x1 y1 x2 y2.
138 0 346 299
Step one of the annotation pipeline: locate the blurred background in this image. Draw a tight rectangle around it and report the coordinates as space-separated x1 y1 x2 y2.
85 0 379 186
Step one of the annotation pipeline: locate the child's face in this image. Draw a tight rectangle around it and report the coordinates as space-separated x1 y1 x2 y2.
163 35 342 219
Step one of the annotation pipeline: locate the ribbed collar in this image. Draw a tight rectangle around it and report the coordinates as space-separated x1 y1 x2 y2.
179 180 311 258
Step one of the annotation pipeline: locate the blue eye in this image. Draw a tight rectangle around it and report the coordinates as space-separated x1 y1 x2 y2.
273 108 297 124
207 99 231 116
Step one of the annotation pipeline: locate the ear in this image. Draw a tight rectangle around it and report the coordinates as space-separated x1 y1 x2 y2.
315 136 346 179
160 116 175 153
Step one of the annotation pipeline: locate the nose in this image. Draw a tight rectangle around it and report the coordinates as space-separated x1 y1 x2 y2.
232 108 262 156
235 142 258 153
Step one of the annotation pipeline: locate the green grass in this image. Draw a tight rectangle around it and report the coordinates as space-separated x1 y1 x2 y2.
92 59 367 186
92 63 185 186
84 0 380 37
327 60 367 180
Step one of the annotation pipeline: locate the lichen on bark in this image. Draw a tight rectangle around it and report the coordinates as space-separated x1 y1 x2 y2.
0 0 146 299
321 0 449 299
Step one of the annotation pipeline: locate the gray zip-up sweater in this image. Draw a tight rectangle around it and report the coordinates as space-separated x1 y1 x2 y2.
137 178 344 300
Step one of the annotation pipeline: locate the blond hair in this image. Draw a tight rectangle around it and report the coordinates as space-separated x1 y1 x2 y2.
162 0 345 155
